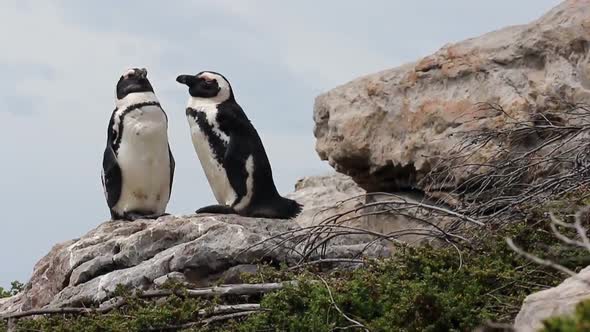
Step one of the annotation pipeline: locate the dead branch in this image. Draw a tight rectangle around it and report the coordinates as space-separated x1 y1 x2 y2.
573 207 590 250
1 297 127 320
287 258 366 271
238 102 590 269
506 238 580 278
423 102 590 222
0 283 288 321
141 282 293 299
238 197 476 264
508 209 590 287
142 305 263 331
145 311 258 331
202 310 259 325
197 303 262 316
370 198 483 226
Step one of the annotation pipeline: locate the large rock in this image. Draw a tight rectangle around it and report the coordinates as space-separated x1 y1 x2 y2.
1 173 460 315
287 174 455 245
0 213 390 314
314 0 590 192
514 265 590 332
287 173 365 227
0 174 398 316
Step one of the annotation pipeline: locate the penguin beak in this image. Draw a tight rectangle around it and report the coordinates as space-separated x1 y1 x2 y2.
176 74 197 87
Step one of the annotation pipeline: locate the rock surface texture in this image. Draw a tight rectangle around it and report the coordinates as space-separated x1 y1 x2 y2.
0 175 388 315
314 0 590 192
0 214 389 314
286 173 365 227
514 266 590 332
287 174 453 245
4 1 590 327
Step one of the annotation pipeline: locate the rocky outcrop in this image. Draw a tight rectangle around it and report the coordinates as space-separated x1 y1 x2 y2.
514 266 590 332
0 213 390 314
314 0 590 192
287 173 365 227
287 174 455 246
0 174 392 315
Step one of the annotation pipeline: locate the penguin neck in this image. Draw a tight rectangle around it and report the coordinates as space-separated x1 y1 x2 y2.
187 96 232 110
116 92 159 110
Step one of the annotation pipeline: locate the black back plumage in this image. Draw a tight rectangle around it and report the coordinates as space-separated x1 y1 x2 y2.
102 110 122 211
216 100 278 200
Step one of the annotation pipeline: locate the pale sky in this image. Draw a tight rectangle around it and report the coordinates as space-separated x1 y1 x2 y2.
0 0 560 287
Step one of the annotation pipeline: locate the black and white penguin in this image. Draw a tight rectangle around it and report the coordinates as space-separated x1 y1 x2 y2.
101 68 175 221
176 71 301 219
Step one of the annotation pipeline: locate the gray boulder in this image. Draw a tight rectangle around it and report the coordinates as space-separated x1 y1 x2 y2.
0 209 389 314
286 173 365 227
514 265 590 332
0 172 394 314
288 173 456 246
314 0 590 193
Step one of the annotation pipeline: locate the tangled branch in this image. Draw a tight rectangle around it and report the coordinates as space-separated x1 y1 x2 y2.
0 282 290 321
507 207 590 285
236 102 590 269
238 192 481 265
424 101 590 222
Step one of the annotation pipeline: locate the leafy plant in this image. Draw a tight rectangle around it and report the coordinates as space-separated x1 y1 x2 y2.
239 221 585 332
541 299 590 332
3 197 590 331
0 281 23 298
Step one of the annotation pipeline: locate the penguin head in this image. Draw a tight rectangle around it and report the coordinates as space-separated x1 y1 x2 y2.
116 68 154 100
176 71 234 102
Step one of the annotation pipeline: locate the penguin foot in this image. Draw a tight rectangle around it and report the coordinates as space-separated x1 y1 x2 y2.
124 212 168 221
195 204 237 215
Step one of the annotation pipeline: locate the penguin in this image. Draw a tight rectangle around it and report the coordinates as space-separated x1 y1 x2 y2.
176 71 302 219
101 68 175 221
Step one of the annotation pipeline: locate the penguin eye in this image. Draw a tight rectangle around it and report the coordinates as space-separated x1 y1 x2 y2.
202 80 215 88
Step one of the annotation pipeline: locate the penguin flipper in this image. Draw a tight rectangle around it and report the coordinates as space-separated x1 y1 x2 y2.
196 204 237 215
223 133 249 201
217 103 253 134
168 144 175 199
217 103 252 208
102 145 122 210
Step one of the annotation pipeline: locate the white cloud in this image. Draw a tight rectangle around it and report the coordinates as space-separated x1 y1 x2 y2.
202 1 397 89
0 2 165 112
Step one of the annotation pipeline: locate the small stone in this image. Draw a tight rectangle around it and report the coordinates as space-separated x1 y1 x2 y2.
153 272 187 287
514 265 590 332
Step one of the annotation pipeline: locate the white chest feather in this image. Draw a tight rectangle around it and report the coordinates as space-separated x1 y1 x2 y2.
186 101 236 206
114 105 171 214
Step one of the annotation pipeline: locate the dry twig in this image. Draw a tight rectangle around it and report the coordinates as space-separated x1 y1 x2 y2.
0 283 288 321
507 207 590 286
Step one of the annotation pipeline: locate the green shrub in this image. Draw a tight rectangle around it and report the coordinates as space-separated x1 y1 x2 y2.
541 299 590 332
13 290 210 332
3 199 590 331
0 281 23 298
238 221 586 332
